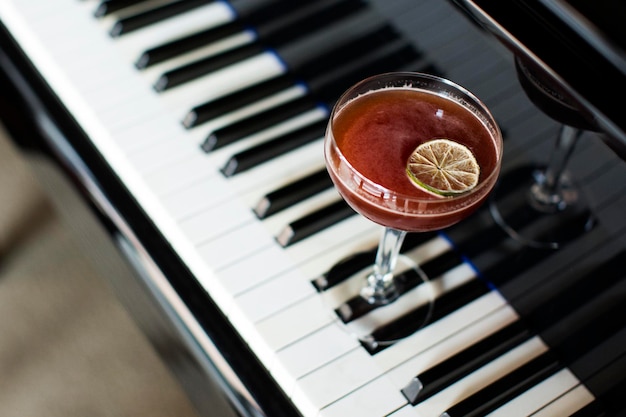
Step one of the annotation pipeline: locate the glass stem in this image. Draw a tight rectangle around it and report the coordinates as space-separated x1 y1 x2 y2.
362 227 407 305
530 124 582 212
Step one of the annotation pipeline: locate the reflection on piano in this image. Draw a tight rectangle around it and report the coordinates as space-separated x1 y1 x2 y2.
0 0 624 416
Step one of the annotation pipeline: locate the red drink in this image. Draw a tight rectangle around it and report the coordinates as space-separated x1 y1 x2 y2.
326 86 502 232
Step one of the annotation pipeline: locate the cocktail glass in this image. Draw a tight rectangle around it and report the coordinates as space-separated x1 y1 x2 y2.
323 72 503 345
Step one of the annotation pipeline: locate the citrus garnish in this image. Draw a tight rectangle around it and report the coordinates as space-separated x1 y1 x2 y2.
406 138 480 197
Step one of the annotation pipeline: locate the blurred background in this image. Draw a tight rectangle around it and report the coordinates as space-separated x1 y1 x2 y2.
0 122 199 417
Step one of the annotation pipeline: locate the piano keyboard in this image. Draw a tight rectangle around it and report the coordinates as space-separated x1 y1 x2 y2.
1 0 624 416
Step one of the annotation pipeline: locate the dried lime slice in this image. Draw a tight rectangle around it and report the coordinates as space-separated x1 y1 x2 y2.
406 138 480 197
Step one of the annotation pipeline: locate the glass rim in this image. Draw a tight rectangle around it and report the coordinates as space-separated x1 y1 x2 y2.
326 71 504 207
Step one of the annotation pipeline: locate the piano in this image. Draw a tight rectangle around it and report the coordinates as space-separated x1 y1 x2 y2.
0 0 624 416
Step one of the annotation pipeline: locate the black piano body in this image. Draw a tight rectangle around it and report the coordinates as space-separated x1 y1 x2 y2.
0 1 624 416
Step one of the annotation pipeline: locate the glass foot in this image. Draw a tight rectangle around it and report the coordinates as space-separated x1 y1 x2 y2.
320 254 435 349
489 164 595 250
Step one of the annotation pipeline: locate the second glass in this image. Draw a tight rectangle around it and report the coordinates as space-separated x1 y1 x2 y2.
323 72 503 346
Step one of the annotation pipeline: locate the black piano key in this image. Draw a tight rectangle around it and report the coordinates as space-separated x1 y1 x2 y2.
403 249 626 404
204 39 419 150
153 0 367 90
312 231 437 291
402 320 532 404
274 9 388 76
276 200 355 247
220 119 326 177
441 351 563 417
186 24 399 128
94 0 150 17
189 75 295 128
135 21 245 69
336 250 463 323
571 366 626 417
110 0 214 37
253 168 333 219
154 43 266 91
571 402 610 417
134 0 311 68
204 96 317 151
364 278 490 354
441 300 626 417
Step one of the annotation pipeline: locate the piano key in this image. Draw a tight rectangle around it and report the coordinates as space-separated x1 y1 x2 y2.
186 74 297 128
364 277 490 354
485 368 584 417
221 118 326 177
153 9 387 116
153 0 367 90
291 348 397 416
293 291 512 415
204 41 423 152
206 96 321 151
185 25 402 128
94 0 152 17
411 336 550 417
403 246 625 404
383 303 520 389
277 200 355 247
134 0 312 68
312 232 438 291
570 359 626 417
440 292 626 417
531 384 594 417
154 42 265 91
335 250 463 323
401 320 532 405
254 168 333 219
109 0 214 36
135 19 245 68
108 1 237 65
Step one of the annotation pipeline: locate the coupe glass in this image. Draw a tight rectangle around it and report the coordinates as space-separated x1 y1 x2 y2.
323 72 503 346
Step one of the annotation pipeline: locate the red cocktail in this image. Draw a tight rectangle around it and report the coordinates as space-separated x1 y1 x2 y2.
326 78 502 232
323 72 502 335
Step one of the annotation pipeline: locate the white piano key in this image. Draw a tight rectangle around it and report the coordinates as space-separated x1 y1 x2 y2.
143 153 218 197
387 404 428 417
529 384 594 417
383 304 519 390
108 108 184 153
318 375 408 417
195 219 275 271
485 369 584 417
255 294 334 352
233 260 316 322
414 336 549 417
125 131 199 174
218 243 299 296
178 198 256 245
274 324 360 395
291 348 385 413
404 234 452 265
160 172 233 220
373 291 509 373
